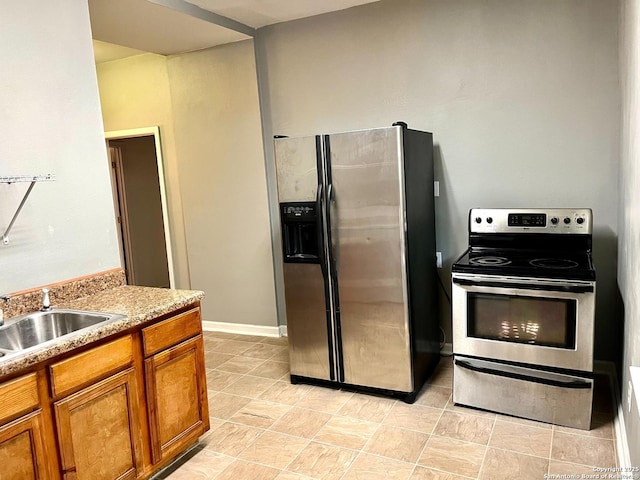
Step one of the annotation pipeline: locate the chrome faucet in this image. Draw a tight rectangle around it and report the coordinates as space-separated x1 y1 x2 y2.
41 288 51 312
0 295 9 326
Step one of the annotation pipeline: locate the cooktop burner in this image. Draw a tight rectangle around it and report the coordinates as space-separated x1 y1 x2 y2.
453 248 595 280
529 258 580 269
469 256 512 266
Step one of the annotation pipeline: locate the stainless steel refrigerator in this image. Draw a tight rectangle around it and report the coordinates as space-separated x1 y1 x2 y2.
274 123 439 402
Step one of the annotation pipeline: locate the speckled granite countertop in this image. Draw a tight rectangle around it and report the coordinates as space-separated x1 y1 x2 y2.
0 286 204 378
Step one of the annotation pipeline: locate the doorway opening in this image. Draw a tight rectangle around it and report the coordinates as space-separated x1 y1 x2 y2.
106 127 175 288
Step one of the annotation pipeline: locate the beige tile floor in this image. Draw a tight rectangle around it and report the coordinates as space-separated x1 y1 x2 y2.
158 331 619 480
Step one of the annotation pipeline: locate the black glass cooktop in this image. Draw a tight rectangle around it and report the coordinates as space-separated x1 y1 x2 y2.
452 248 595 281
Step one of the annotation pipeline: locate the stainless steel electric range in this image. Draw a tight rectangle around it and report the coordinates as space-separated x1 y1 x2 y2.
451 208 596 430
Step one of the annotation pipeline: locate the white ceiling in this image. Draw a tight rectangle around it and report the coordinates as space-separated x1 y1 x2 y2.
92 40 148 64
90 0 381 63
185 0 382 28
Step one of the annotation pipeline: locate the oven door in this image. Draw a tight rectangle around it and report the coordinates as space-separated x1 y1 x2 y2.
452 273 595 372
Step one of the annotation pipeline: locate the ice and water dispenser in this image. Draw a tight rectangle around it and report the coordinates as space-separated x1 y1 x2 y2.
280 202 320 263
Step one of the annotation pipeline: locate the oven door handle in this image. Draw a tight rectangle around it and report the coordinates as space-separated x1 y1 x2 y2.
455 359 592 389
452 278 594 294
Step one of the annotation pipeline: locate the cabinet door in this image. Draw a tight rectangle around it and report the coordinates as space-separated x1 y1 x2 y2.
145 335 209 464
54 368 143 480
0 411 49 480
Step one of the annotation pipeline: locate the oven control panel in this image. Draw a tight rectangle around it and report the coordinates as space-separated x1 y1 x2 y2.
470 208 592 234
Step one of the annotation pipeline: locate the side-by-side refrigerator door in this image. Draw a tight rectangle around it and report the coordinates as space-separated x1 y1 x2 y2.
327 126 413 392
274 135 335 381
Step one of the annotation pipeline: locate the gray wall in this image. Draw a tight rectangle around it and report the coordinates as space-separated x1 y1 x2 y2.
257 0 621 359
619 0 640 464
166 40 278 328
97 53 191 290
96 44 278 328
0 0 120 294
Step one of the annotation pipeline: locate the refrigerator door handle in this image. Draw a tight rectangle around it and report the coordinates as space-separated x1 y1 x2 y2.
327 183 339 267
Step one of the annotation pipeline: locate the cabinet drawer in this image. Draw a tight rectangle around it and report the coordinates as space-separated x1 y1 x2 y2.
142 307 201 357
0 373 39 424
49 335 133 398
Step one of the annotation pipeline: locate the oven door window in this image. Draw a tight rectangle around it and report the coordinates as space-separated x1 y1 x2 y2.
467 293 577 349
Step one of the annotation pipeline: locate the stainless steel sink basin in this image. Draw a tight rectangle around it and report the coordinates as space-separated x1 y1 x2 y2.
0 309 126 354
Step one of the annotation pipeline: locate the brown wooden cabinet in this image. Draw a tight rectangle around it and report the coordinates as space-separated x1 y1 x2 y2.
0 410 50 480
143 308 209 464
0 373 50 480
0 302 208 480
54 368 143 480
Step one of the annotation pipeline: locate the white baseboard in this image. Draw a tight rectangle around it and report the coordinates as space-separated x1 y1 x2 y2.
201 320 284 338
594 360 631 469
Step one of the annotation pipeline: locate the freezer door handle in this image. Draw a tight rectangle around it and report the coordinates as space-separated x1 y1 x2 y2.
323 134 344 383
316 184 327 276
455 359 592 389
317 184 338 381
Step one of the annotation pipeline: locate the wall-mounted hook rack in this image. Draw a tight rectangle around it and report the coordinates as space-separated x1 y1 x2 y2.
1 174 56 245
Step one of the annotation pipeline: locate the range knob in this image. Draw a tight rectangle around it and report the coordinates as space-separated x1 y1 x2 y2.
564 217 571 224
475 217 482 224
550 217 559 225
576 217 585 225
486 217 493 224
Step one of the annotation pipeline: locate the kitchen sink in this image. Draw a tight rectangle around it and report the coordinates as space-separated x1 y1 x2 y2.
0 309 126 353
